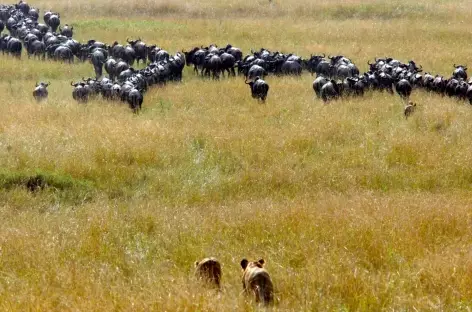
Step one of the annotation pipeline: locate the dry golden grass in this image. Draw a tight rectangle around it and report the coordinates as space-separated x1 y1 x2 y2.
1 0 472 310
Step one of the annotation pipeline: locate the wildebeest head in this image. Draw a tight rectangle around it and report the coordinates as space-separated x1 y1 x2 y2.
182 47 199 65
36 81 50 87
454 64 467 70
244 77 255 88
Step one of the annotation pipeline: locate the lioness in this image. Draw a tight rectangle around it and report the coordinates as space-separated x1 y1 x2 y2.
194 257 222 288
240 258 274 305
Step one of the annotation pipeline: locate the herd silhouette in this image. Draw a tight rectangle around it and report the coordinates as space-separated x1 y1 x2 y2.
1 0 471 116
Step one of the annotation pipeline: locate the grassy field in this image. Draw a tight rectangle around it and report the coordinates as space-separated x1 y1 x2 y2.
1 0 472 310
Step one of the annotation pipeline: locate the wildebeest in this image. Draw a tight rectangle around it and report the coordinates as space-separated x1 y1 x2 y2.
395 78 412 101
313 76 328 98
240 258 274 306
194 257 222 289
53 45 73 63
89 48 106 78
6 36 22 57
183 47 207 75
127 88 143 113
71 81 89 103
203 53 222 79
48 13 60 33
320 79 340 102
104 58 117 81
33 82 49 102
246 64 265 79
219 51 236 77
59 24 73 38
245 77 269 102
453 64 467 80
127 38 147 65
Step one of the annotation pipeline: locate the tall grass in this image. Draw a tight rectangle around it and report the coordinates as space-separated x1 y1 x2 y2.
1 0 472 310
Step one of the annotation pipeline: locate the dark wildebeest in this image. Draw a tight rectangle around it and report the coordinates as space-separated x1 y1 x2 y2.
6 37 22 58
59 24 73 38
453 64 467 80
71 82 89 103
183 47 207 75
203 53 222 79
53 45 74 63
48 14 60 33
247 64 266 80
395 79 412 102
89 48 106 78
127 88 143 113
104 58 117 81
219 52 236 77
127 38 147 65
320 79 340 103
121 45 136 66
313 76 329 98
33 82 49 102
245 76 269 102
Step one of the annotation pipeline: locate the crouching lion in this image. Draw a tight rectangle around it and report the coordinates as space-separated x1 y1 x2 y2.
240 258 274 305
194 257 222 288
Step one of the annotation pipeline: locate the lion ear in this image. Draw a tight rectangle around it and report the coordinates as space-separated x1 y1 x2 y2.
241 259 248 270
195 261 199 267
258 259 265 266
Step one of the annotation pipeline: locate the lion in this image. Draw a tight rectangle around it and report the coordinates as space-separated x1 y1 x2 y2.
194 257 222 288
240 258 274 305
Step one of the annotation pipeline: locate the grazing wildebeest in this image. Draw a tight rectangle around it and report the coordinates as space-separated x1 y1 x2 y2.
240 259 274 306
245 77 269 102
33 82 49 102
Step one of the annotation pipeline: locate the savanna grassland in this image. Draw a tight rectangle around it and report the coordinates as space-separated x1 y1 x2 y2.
2 0 472 310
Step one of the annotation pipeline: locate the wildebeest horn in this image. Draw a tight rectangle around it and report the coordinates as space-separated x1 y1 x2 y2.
244 78 250 84
70 81 74 86
48 81 51 85
454 63 457 67
321 53 325 58
367 60 372 65
328 55 332 58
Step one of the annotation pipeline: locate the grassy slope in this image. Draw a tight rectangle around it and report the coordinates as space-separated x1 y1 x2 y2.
1 0 472 310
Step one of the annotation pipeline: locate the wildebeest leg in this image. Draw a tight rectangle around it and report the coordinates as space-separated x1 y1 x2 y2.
231 67 236 76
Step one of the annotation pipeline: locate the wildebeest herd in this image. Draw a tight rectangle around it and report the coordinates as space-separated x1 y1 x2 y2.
1 0 472 116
